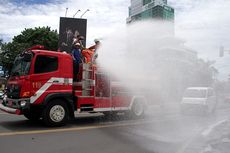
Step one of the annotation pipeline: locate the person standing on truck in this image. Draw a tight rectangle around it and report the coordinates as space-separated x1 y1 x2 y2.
73 35 85 50
81 49 94 63
72 42 82 81
88 39 101 63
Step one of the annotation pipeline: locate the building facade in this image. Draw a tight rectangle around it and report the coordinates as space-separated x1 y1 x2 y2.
126 1 206 100
127 0 174 23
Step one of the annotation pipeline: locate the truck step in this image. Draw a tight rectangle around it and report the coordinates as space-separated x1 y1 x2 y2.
83 69 93 72
80 104 94 111
78 96 94 98
82 88 93 91
74 90 82 96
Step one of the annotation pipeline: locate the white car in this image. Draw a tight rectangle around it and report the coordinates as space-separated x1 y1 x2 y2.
180 87 217 114
0 90 4 99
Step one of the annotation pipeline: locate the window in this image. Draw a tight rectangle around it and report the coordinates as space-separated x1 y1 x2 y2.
184 89 207 98
141 9 152 19
143 0 151 6
34 55 58 74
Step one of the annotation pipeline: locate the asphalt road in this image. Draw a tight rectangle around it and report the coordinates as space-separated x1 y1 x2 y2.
1 100 230 153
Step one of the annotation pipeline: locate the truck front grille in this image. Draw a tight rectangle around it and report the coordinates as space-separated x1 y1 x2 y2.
6 84 21 99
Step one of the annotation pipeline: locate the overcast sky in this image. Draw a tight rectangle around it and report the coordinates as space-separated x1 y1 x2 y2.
0 0 230 62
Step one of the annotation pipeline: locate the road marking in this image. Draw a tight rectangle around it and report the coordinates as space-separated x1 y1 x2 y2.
176 128 203 153
0 112 7 115
202 119 227 136
0 120 153 137
176 118 229 153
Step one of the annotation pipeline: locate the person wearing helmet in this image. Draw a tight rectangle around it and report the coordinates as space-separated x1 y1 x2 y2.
72 35 85 50
88 39 101 63
88 39 100 50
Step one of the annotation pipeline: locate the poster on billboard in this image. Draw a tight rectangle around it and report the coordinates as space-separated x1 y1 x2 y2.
58 17 87 53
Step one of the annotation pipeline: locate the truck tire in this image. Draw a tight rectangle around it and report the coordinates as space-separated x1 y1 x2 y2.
42 100 69 127
24 110 41 121
130 99 145 119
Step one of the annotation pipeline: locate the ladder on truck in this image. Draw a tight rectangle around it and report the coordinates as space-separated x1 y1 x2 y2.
76 63 95 112
82 63 94 96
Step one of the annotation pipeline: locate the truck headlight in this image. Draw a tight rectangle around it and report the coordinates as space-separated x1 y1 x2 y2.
20 101 27 107
3 95 7 102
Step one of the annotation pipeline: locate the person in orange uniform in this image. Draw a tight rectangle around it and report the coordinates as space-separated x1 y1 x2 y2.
88 39 101 63
81 39 101 63
81 49 94 63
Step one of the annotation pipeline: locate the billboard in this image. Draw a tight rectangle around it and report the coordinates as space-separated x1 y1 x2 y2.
58 17 87 53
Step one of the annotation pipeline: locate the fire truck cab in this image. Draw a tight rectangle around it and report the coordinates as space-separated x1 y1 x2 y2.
0 46 146 126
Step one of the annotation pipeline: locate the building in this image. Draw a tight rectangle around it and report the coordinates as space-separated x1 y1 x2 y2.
126 1 205 100
127 0 174 23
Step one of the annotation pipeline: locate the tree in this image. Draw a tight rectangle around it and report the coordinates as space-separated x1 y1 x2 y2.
0 39 5 66
0 26 58 71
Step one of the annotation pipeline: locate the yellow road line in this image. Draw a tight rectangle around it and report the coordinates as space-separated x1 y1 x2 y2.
0 120 152 137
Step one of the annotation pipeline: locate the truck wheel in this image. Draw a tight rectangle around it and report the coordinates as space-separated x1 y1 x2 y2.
42 100 69 127
130 99 145 118
24 110 41 121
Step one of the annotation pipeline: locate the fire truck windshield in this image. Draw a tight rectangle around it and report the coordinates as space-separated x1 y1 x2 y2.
11 52 33 76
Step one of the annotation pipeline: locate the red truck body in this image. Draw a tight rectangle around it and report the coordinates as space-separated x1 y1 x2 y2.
0 47 146 126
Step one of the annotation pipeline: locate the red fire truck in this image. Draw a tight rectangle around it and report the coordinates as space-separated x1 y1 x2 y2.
0 46 146 126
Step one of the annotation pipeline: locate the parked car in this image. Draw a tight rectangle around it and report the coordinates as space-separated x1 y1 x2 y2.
180 87 217 115
0 90 4 99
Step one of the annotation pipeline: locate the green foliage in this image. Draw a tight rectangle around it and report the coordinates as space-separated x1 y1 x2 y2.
0 26 58 71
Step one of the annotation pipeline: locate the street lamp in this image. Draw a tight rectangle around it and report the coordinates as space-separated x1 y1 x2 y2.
80 9 90 18
73 9 81 18
65 7 68 17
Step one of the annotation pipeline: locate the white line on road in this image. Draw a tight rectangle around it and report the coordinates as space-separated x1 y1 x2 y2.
176 118 230 153
202 119 227 136
0 119 154 137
